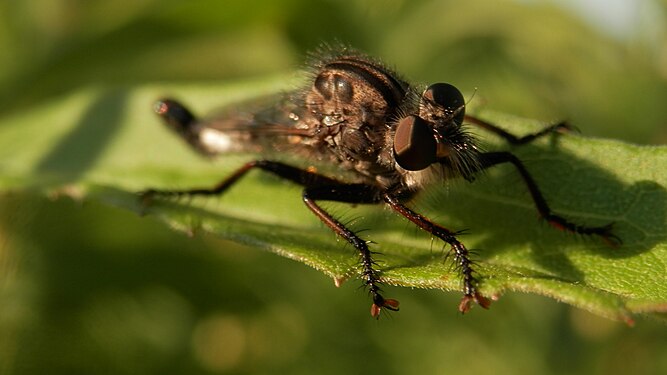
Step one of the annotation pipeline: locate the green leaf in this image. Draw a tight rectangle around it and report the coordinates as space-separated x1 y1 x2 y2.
1 80 665 323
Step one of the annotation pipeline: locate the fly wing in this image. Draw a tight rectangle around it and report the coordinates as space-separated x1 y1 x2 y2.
157 93 317 158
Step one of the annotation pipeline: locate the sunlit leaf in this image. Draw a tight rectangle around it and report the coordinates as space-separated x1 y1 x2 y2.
1 80 665 323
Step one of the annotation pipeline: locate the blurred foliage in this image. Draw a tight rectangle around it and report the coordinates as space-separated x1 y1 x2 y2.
0 0 666 143
1 1 666 375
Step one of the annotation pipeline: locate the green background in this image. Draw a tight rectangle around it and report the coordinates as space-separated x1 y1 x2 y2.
1 1 666 374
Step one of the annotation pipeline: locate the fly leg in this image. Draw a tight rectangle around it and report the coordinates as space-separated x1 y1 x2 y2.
140 160 399 317
383 193 491 313
465 115 574 145
302 184 399 318
140 159 341 200
465 115 619 244
477 151 620 245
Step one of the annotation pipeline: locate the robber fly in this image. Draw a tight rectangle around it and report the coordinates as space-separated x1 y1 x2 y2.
142 46 618 318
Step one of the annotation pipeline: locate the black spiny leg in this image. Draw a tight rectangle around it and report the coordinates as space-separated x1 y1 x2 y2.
478 151 620 245
302 185 399 318
383 193 492 313
141 160 399 318
465 115 574 145
465 115 619 245
141 160 341 200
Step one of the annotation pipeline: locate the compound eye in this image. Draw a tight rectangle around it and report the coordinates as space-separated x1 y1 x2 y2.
393 115 437 171
422 83 465 125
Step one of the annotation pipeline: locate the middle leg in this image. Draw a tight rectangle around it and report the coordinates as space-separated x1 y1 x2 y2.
383 192 492 313
302 184 400 318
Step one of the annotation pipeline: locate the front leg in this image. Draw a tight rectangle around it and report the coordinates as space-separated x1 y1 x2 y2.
478 151 620 245
465 115 574 145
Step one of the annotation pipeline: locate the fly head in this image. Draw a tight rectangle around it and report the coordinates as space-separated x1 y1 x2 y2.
393 83 481 180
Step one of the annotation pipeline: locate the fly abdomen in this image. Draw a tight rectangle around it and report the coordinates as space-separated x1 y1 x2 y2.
154 99 199 147
155 98 308 157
